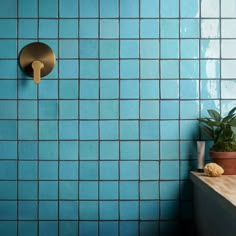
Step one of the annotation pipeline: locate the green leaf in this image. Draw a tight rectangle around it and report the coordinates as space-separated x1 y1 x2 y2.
228 107 236 116
199 124 214 139
208 109 221 121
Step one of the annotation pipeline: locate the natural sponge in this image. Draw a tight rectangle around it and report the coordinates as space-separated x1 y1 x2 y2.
204 163 224 177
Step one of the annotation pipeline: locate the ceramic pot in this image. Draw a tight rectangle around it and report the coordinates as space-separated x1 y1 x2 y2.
209 151 236 175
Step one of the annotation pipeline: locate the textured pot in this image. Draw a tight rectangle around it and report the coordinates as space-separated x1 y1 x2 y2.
209 151 236 175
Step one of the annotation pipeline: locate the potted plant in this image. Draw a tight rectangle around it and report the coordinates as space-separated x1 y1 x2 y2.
198 106 236 174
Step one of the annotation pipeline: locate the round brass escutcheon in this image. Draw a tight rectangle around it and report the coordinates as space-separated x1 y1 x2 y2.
19 42 55 77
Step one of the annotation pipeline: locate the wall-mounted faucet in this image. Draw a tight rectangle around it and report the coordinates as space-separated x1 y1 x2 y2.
19 42 55 84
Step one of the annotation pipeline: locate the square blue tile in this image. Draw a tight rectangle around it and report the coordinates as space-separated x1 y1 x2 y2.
140 201 159 220
59 201 78 220
120 20 139 38
59 121 78 140
160 141 179 160
39 222 58 236
39 0 57 17
141 141 159 160
19 201 37 220
160 181 179 199
60 141 78 160
18 0 37 17
140 19 159 38
59 100 78 119
160 201 179 220
140 80 159 99
80 40 98 59
100 141 119 160
39 201 58 220
59 80 78 99
100 40 119 59
120 121 139 140
180 79 199 99
120 80 139 99
0 181 16 199
120 100 139 119
80 201 98 220
0 202 16 220
100 201 118 220
19 221 37 236
120 40 139 58
18 121 37 140
100 20 119 38
39 121 58 140
59 221 78 236
99 181 118 200
180 160 194 180
59 61 79 79
59 181 78 200
80 60 99 79
18 100 37 119
100 0 118 18
79 141 98 160
79 222 98 236
59 19 78 38
120 222 139 236
160 120 179 140
0 20 16 38
140 0 159 17
0 80 16 98
0 41 17 59
140 161 159 180
120 181 139 200
80 80 99 99
180 19 199 38
39 161 58 180
59 161 78 180
181 0 199 17
0 0 16 17
0 101 16 119
100 60 118 79
160 19 179 38
100 100 119 119
59 0 78 17
120 161 139 180
180 120 199 140
19 161 37 180
80 121 98 140
161 0 179 17
0 120 16 140
120 0 139 17
181 39 199 58
120 60 139 79
39 181 58 200
160 80 179 99
160 100 179 119
140 60 159 79
79 19 98 38
39 20 58 38
140 121 159 140
140 40 159 59
160 161 179 180
60 40 78 58
180 60 199 79
140 181 159 199
200 39 220 59
200 79 220 99
120 141 139 160
39 80 58 99
140 100 159 119
161 39 179 58
80 0 98 17
18 79 37 99
80 161 98 180
161 60 179 79
120 201 139 220
79 181 98 200
39 100 58 119
100 80 119 99
201 59 220 79
140 222 159 236
100 161 118 180
0 60 17 78
100 222 118 236
18 141 37 160
80 100 98 119
180 100 199 119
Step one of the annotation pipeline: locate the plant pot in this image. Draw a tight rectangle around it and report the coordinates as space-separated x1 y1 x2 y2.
209 151 236 175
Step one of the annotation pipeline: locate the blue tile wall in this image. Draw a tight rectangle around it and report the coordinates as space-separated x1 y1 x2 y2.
0 0 235 235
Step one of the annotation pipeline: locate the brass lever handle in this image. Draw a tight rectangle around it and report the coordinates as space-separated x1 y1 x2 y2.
31 60 44 84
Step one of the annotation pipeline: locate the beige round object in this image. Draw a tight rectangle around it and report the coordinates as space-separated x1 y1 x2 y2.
204 163 224 177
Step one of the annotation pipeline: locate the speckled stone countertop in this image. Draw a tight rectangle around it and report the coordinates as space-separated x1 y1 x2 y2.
190 171 236 207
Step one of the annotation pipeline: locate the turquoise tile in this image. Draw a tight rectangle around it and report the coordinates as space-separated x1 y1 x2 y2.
59 80 78 98
180 120 199 140
59 19 78 38
80 0 98 17
0 120 16 140
180 160 194 179
19 201 37 220
19 19 37 38
160 19 179 38
140 60 159 79
59 100 78 119
79 141 98 160
100 201 118 220
222 60 236 79
181 0 199 17
180 101 199 119
221 80 236 99
39 141 58 160
39 161 58 180
79 19 98 38
0 201 16 220
18 121 37 140
0 141 16 159
79 181 98 199
161 39 179 58
59 181 78 199
100 20 119 38
100 161 118 180
160 80 179 99
39 80 58 99
140 121 159 140
39 0 58 17
120 161 139 180
18 80 36 99
120 121 139 140
39 222 58 236
201 0 219 17
18 101 37 119
180 80 199 99
161 0 179 17
80 201 98 220
59 201 79 220
19 161 37 180
160 181 179 199
140 161 159 180
120 100 139 119
80 80 98 99
0 20 16 38
140 0 159 17
99 181 118 200
39 201 58 220
120 20 139 38
160 141 179 160
80 161 98 180
120 40 139 58
200 80 220 99
39 181 58 199
19 221 37 236
141 141 159 160
160 100 179 119
0 60 17 78
100 121 118 140
120 80 139 99
140 80 159 99
80 60 99 79
140 100 159 119
18 141 37 160
100 0 118 18
160 121 179 140
140 181 159 199
180 60 199 79
39 100 58 119
100 40 119 59
140 40 159 59
120 0 139 17
120 141 139 160
100 222 118 236
60 161 78 180
202 19 220 38
160 161 179 180
19 0 37 17
120 201 139 220
140 20 159 38
59 0 78 17
79 222 98 236
60 222 78 236
140 201 159 220
120 60 139 79
60 141 78 160
160 201 179 220
80 121 98 140
0 181 16 199
60 40 78 58
180 19 199 38
80 100 98 119
39 121 58 140
0 40 17 58
180 141 196 160
100 100 119 119
140 222 159 236
0 101 16 119
100 60 118 78
120 222 139 236
0 0 16 17
100 80 119 99
39 20 58 38
120 181 139 200
80 40 98 58
59 121 78 140
100 141 119 160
